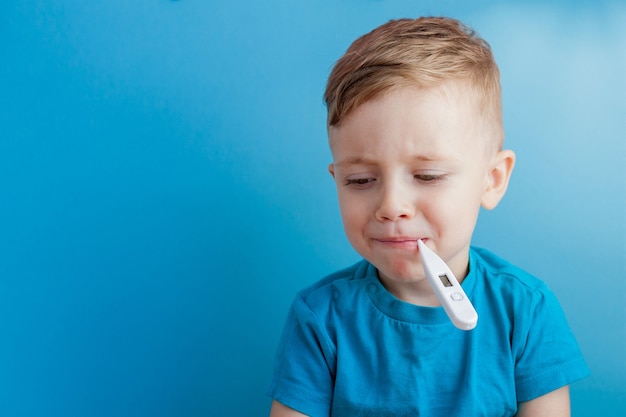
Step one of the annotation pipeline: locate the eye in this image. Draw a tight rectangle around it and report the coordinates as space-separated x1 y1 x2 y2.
344 177 377 189
414 173 446 184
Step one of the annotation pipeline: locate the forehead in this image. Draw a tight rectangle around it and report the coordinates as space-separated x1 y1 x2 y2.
328 83 483 161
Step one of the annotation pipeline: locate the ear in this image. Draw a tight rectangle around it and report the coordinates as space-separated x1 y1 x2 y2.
328 163 335 178
481 150 515 210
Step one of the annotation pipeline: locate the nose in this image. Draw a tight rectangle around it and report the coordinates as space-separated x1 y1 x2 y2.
375 182 415 222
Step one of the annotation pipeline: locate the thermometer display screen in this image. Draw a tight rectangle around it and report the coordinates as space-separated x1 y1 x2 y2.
439 274 453 287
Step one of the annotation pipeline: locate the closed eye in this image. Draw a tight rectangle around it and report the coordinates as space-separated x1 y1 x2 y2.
344 178 376 189
414 173 446 183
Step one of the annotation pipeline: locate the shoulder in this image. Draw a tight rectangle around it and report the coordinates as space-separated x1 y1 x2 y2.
469 246 563 325
470 248 591 399
291 259 371 320
470 246 547 293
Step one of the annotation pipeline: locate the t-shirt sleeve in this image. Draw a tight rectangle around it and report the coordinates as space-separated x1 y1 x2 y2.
266 294 336 417
513 285 590 402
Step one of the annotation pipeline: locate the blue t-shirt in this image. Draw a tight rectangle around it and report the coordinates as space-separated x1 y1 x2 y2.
267 247 589 416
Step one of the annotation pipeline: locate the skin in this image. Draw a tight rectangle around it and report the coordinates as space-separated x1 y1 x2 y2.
269 82 571 416
328 82 512 305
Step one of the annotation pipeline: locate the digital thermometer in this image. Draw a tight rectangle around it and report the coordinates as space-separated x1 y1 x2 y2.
417 240 478 330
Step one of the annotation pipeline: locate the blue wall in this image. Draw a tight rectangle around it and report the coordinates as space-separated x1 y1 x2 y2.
1 0 624 415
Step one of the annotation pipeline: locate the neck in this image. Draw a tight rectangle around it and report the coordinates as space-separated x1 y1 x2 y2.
376 261 469 307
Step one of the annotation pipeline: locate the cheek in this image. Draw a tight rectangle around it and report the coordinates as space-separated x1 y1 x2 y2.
424 189 481 236
337 195 367 235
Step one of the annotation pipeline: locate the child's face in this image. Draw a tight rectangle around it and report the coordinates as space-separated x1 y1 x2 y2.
328 83 507 302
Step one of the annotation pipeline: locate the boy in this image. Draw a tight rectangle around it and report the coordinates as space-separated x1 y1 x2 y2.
267 17 589 417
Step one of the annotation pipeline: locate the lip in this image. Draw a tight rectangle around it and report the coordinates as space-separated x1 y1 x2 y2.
373 237 426 250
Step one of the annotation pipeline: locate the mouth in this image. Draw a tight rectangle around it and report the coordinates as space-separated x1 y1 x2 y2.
374 237 426 250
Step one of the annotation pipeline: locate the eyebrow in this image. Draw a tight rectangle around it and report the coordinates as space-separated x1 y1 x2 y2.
334 154 443 167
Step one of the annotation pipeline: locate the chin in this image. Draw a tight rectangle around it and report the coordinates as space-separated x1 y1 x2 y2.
377 261 423 282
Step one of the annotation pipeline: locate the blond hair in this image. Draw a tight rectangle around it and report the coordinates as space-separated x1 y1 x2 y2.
324 17 503 150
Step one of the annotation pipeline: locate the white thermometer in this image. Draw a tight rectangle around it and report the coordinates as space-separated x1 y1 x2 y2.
417 240 478 330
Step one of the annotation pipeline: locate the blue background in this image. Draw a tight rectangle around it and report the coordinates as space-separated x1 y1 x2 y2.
1 0 624 415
